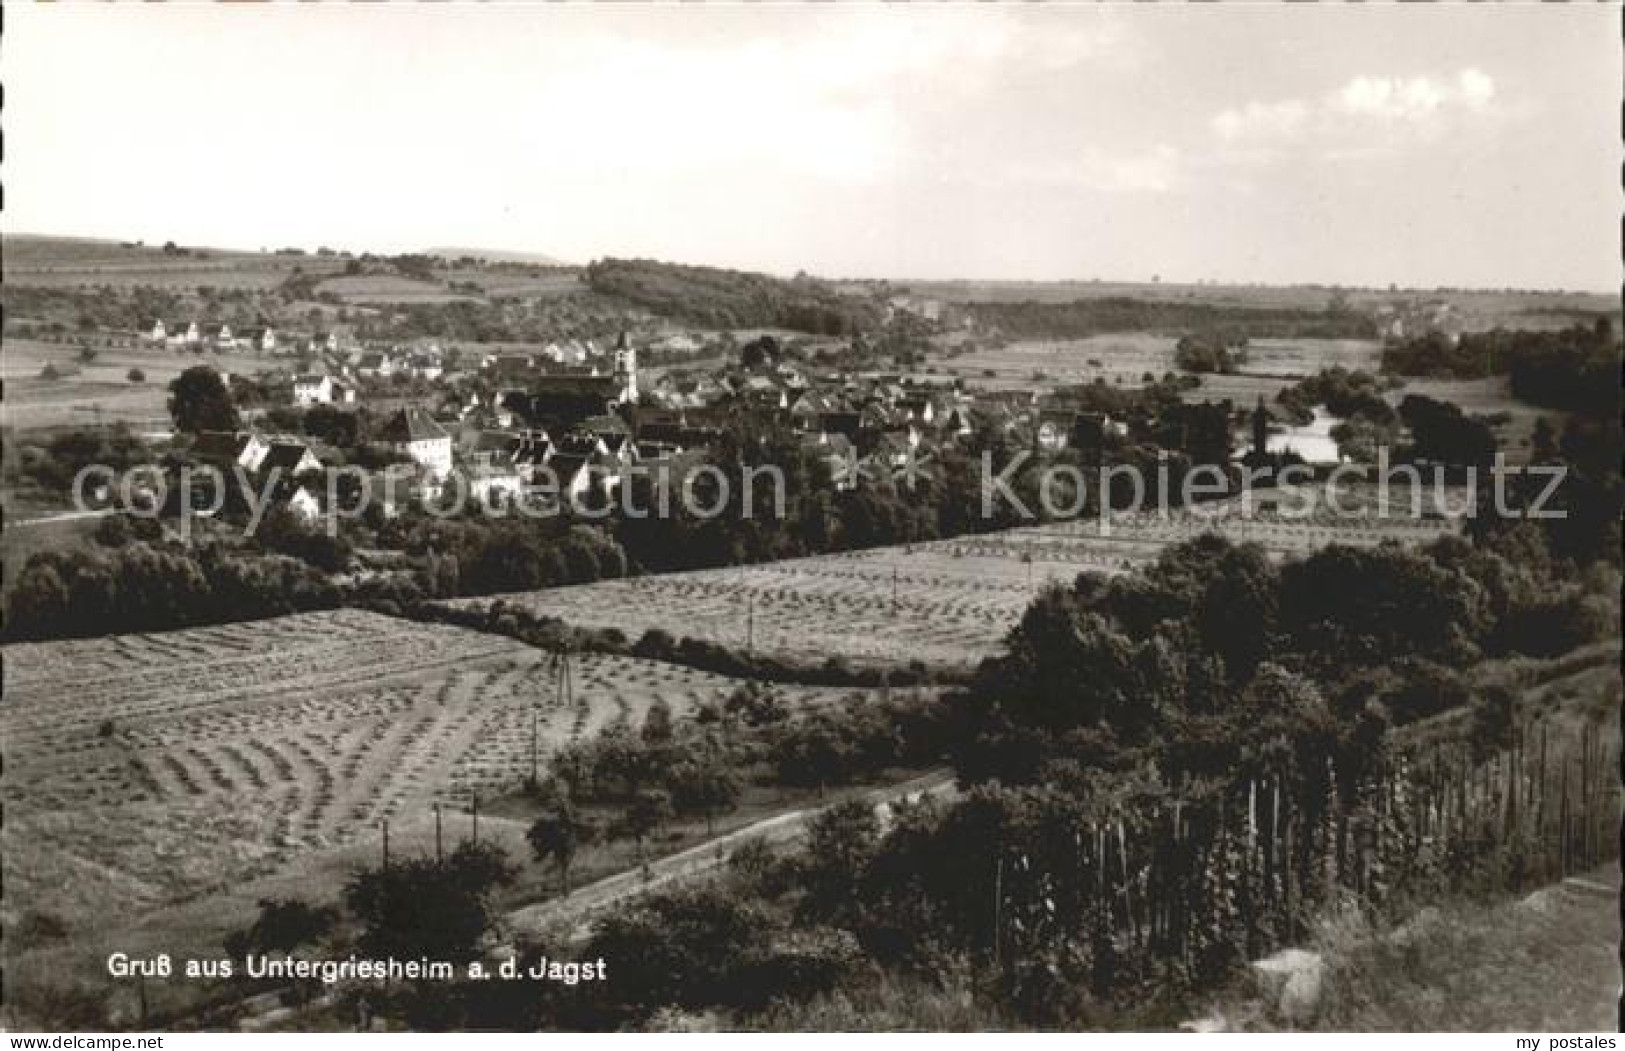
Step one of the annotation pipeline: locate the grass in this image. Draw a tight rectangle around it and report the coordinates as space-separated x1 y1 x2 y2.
1388 375 1565 465
1281 874 1619 1031
1 337 269 432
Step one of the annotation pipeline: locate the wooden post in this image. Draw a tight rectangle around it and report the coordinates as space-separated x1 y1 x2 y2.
381 819 390 870
992 851 1004 971
471 791 480 844
434 801 443 864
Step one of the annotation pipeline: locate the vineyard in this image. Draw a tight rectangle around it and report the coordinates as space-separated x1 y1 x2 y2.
465 492 1466 670
0 609 849 924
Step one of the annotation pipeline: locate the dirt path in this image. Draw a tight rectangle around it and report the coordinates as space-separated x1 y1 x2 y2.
502 770 957 944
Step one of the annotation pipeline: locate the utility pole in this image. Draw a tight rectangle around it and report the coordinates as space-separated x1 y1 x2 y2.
530 698 540 788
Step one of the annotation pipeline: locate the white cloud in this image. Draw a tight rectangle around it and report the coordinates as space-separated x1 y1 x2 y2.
1212 99 1311 140
1336 68 1496 121
1211 68 1500 146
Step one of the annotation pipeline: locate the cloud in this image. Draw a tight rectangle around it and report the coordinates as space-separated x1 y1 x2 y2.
1212 100 1311 141
1336 69 1496 121
1212 68 1500 145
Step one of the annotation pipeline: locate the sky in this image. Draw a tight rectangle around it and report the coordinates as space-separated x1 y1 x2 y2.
6 4 1620 290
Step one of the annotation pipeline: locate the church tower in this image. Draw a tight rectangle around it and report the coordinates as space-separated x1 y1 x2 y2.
612 330 639 404
1251 396 1270 461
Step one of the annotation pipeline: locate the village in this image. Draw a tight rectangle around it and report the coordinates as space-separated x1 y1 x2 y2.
134 310 1186 534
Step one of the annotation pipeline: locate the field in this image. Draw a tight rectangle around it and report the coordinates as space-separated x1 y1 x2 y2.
930 333 1175 390
1387 375 1563 461
1 337 271 433
0 609 861 929
460 494 1465 671
313 273 477 304
432 269 583 299
3 237 346 292
903 278 1620 332
927 335 1384 395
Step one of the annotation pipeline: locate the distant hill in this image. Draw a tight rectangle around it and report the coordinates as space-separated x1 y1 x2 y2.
425 246 573 267
583 257 883 336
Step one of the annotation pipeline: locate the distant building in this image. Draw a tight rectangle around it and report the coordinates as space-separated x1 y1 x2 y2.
509 337 638 432
258 440 324 478
377 407 452 478
193 430 271 472
293 374 334 408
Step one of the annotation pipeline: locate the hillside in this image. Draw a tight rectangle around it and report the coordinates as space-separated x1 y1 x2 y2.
583 257 884 335
424 245 573 267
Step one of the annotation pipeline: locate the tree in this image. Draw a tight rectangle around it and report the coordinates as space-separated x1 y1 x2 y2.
772 717 856 795
223 898 335 960
667 752 742 834
641 700 675 746
585 886 771 1022
127 367 146 384
526 800 598 894
343 841 515 965
612 788 673 863
168 365 240 434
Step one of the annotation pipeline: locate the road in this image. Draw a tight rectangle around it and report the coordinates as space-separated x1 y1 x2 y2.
503 770 957 944
8 506 113 527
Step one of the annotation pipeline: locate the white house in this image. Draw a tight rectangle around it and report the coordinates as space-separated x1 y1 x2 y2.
379 406 452 479
259 440 324 478
165 322 201 349
356 351 395 378
285 485 322 522
194 430 271 472
467 464 523 510
293 374 335 407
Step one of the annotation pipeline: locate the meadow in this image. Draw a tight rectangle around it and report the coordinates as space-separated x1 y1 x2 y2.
3 237 345 293
1 337 272 433
461 494 1465 671
0 608 862 930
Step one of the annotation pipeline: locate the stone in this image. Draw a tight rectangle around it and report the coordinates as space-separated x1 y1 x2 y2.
1252 947 1324 1027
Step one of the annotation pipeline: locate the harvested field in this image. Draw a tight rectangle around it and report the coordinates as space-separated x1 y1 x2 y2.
937 333 1177 390
1 337 271 432
0 609 847 924
461 491 1466 671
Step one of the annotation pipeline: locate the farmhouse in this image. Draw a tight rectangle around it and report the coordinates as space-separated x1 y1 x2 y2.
293 374 335 407
378 406 453 479
258 440 324 478
282 484 322 522
194 430 271 472
356 351 396 379
164 321 202 349
466 463 523 510
241 326 278 353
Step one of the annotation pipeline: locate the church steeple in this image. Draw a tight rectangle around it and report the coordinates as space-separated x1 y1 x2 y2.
1251 396 1269 460
612 330 638 404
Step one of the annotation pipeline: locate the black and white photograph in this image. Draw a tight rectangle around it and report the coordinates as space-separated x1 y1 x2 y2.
1 2 1620 1037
